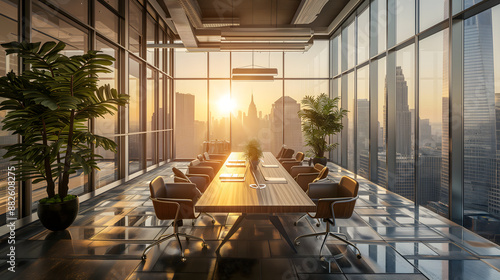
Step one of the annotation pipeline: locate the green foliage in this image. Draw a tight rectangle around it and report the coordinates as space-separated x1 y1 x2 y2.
297 93 347 158
39 194 77 205
243 139 263 162
0 41 129 199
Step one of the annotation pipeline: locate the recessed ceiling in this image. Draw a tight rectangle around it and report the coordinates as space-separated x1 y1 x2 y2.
157 0 351 51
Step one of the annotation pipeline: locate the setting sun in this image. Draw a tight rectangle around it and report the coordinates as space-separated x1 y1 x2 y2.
218 94 236 114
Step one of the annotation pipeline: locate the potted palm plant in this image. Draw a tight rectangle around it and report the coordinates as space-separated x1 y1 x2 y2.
243 139 263 169
0 41 129 231
298 93 347 166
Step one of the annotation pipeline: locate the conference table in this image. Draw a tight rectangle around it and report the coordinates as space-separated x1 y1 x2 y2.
195 152 316 253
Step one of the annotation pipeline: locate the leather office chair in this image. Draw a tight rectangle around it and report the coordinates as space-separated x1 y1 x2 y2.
203 151 227 162
275 145 287 158
141 176 207 262
290 163 329 192
188 159 215 181
197 154 222 172
277 148 295 162
172 167 215 225
294 176 361 260
281 152 305 173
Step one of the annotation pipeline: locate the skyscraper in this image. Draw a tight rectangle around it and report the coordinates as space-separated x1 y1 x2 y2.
396 66 412 157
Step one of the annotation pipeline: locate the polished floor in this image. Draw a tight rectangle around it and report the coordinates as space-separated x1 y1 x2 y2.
1 162 500 280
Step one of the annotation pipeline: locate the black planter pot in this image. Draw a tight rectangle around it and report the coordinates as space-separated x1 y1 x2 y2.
37 197 79 231
311 157 328 166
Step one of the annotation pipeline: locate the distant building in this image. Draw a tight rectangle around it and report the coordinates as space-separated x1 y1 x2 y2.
175 92 195 158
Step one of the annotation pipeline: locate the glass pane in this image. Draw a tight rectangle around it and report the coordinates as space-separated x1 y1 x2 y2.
331 35 341 76
129 0 142 56
357 7 369 63
356 66 369 178
0 0 18 74
158 131 164 162
231 81 283 154
209 80 230 141
46 0 88 23
95 1 119 42
331 78 341 164
285 80 329 157
103 0 119 11
146 68 155 131
175 80 207 158
158 74 164 130
418 29 449 217
129 58 141 133
395 44 415 201
420 0 449 31
347 72 355 171
463 5 500 244
146 15 155 65
147 132 156 166
394 0 415 44
175 49 207 78
96 136 119 188
95 39 119 188
371 0 386 55
32 3 88 56
129 134 144 173
284 40 329 78
0 0 17 223
158 28 164 71
465 0 484 9
209 52 230 78
343 20 355 70
232 51 283 78
375 57 387 186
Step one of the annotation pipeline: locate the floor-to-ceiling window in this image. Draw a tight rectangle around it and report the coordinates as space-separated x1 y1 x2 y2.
0 0 174 219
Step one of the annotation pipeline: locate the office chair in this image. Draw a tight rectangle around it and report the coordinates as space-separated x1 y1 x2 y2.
141 176 207 262
188 159 215 181
290 163 329 192
294 176 361 260
281 152 305 173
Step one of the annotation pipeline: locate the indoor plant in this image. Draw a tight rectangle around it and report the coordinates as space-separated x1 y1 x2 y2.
0 41 129 230
243 139 263 169
298 93 347 165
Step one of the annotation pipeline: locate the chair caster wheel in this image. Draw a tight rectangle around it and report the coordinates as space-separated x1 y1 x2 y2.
295 241 300 246
202 242 208 248
320 256 325 262
316 223 320 227
186 237 190 241
212 219 216 224
192 221 196 226
356 254 362 259
294 221 298 226
181 257 187 262
141 255 147 261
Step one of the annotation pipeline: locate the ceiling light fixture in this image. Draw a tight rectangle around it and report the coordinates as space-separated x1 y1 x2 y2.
291 0 329 25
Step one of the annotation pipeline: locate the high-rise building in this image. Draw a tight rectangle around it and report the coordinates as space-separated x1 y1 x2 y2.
396 66 412 157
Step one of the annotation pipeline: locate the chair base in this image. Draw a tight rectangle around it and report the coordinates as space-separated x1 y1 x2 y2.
294 223 361 260
294 213 320 227
192 212 216 225
141 232 207 262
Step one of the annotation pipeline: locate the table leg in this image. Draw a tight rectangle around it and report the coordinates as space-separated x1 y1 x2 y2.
269 215 297 253
216 213 246 253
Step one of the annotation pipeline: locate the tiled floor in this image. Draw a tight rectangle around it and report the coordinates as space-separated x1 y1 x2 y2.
2 162 500 279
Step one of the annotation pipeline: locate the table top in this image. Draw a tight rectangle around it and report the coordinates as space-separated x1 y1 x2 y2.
195 152 316 213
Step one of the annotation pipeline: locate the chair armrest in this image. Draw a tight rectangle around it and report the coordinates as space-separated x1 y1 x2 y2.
281 161 301 173
188 166 214 180
317 195 359 221
200 161 221 171
154 197 195 220
165 183 202 200
186 175 209 193
278 157 294 163
290 166 315 177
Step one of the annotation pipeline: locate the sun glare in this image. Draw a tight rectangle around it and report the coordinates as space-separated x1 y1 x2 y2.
218 94 235 114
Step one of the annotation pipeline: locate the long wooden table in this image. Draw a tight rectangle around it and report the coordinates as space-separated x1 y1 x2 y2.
195 152 316 252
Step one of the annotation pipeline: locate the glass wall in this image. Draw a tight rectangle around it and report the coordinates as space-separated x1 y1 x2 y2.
463 4 500 242
0 0 174 220
174 41 330 158
330 0 500 245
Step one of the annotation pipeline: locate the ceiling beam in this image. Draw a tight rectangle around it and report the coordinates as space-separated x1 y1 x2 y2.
163 0 198 48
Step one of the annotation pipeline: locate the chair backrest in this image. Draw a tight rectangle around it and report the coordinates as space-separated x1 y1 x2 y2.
333 176 359 219
190 159 201 166
173 167 191 183
312 166 329 183
276 146 286 158
203 152 211 161
282 148 294 158
149 176 178 220
295 152 304 162
197 154 205 162
313 163 325 172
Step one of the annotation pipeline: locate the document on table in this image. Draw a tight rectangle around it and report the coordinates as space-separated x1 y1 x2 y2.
261 164 279 168
263 177 287 184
